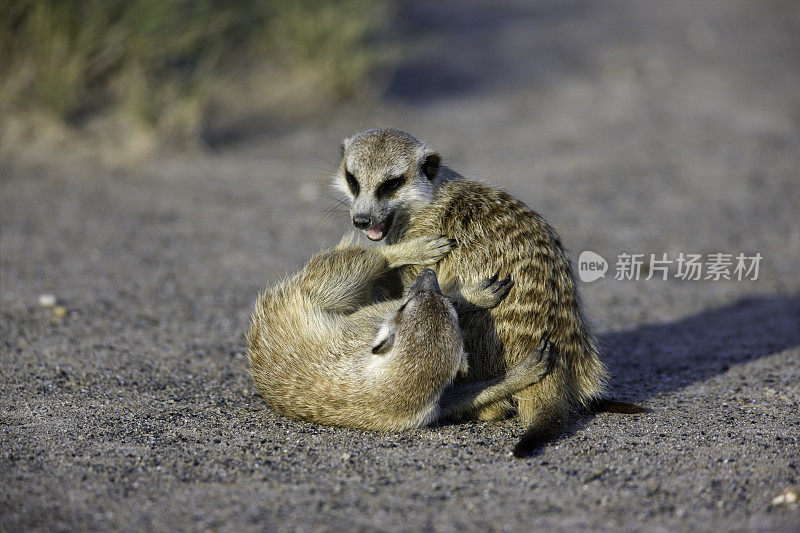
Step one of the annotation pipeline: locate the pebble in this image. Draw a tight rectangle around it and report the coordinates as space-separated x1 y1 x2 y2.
38 294 57 307
771 488 799 507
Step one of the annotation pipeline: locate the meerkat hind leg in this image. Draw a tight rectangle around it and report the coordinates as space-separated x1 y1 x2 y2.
474 400 515 421
437 340 552 421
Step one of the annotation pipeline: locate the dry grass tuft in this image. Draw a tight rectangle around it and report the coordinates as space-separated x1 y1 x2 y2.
0 0 389 150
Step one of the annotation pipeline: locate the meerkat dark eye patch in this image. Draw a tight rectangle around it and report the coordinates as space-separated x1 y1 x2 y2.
345 169 359 196
376 176 406 198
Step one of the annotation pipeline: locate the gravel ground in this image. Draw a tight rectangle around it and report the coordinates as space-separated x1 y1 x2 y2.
2 1 799 531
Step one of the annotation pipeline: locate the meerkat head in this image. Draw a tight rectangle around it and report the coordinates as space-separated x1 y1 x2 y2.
370 268 468 375
334 129 443 243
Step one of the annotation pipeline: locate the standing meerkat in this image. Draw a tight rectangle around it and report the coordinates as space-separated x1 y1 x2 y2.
246 234 551 432
335 129 641 456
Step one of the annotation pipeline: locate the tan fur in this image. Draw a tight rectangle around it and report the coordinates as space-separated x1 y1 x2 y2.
246 234 551 432
336 129 611 454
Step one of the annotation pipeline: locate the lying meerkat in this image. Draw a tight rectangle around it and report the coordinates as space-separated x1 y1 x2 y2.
246 234 550 432
335 129 643 456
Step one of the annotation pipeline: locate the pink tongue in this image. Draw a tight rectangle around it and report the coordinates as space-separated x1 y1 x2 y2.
365 220 387 241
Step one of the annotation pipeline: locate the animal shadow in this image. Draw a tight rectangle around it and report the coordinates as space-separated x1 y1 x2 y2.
601 295 800 402
514 294 800 457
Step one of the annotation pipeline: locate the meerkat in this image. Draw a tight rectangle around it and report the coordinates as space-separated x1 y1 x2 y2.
246 234 551 432
335 128 643 456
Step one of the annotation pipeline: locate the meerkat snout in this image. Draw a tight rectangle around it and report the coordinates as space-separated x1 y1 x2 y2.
352 213 374 230
407 268 442 295
361 211 395 241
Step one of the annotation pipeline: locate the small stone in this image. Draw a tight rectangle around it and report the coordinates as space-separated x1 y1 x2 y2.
771 487 800 507
38 294 57 307
53 306 68 318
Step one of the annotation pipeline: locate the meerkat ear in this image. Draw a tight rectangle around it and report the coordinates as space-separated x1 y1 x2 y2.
371 321 397 354
421 152 440 181
340 136 354 160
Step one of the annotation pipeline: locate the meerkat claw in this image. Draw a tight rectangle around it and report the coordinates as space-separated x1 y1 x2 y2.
479 271 500 289
496 276 514 295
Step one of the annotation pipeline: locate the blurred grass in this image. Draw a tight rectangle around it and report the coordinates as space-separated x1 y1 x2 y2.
0 0 389 144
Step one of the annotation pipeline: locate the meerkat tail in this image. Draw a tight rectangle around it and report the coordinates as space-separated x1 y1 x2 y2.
512 398 649 457
589 398 650 414
512 400 566 458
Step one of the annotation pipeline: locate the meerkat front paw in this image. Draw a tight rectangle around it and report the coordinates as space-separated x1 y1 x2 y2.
383 234 456 268
462 272 514 309
415 234 457 265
